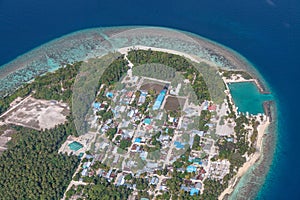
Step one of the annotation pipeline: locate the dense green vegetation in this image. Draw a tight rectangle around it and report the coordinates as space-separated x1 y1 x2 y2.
0 123 79 199
72 54 129 135
98 55 129 86
0 62 83 199
132 63 176 81
0 84 31 115
226 96 236 119
127 49 211 103
106 127 117 140
31 63 81 103
0 64 76 112
195 62 226 104
201 178 228 199
119 139 132 149
0 62 81 115
198 110 212 131
216 116 250 171
66 177 132 200
192 134 202 150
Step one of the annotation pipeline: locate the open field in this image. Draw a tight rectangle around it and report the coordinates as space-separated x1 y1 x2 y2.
164 96 186 111
1 97 69 130
140 83 165 95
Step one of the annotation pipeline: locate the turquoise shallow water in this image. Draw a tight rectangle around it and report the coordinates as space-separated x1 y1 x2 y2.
228 81 273 115
1 0 298 198
0 26 279 199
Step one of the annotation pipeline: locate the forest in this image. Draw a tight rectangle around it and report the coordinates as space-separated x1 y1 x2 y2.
66 177 132 200
0 62 82 199
0 62 81 115
0 54 134 199
0 123 80 199
127 49 211 103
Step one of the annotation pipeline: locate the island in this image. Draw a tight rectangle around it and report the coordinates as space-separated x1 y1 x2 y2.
0 27 276 200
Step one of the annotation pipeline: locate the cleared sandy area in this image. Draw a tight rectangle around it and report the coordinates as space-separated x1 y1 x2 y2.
164 96 186 111
1 97 69 130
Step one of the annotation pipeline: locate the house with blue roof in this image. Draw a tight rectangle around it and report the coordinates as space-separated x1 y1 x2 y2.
186 165 197 173
174 141 185 149
134 138 142 143
193 158 202 165
144 118 151 125
93 102 101 109
190 188 199 196
153 89 167 110
106 92 113 98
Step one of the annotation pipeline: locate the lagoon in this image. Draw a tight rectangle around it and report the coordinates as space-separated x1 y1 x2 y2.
228 81 273 115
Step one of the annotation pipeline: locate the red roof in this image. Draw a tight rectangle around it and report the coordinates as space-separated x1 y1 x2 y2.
126 91 134 98
131 144 138 151
208 104 216 111
146 125 153 130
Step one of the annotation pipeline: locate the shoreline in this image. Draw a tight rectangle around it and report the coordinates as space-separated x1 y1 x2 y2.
120 45 272 199
0 27 275 199
0 26 268 98
223 76 270 95
218 119 270 200
118 45 219 67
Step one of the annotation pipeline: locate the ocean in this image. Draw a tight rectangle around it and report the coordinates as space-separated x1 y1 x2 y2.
0 0 299 199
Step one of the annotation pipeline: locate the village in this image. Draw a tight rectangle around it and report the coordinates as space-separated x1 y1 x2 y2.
59 61 240 199
0 48 270 199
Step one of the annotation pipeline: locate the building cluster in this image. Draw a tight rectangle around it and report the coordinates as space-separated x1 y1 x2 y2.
63 70 236 198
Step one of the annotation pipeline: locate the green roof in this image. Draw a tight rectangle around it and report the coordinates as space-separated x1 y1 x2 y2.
78 152 84 159
68 141 83 151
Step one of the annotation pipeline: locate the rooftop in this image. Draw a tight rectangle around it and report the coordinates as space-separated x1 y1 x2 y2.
68 141 83 151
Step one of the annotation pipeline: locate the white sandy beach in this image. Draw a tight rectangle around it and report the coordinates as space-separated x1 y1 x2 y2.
118 45 219 67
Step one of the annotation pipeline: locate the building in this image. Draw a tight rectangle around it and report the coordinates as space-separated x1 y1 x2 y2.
138 95 146 105
180 185 190 192
116 175 125 186
68 141 83 151
153 89 167 110
127 110 135 118
203 101 209 110
150 177 159 185
134 138 142 143
174 141 185 149
81 169 88 176
106 92 114 98
143 118 151 125
208 104 217 111
186 165 197 173
93 102 101 110
192 130 204 137
190 188 199 196
195 182 202 190
138 91 147 105
83 161 92 169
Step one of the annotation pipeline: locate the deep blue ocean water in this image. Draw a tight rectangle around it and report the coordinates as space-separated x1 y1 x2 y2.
0 0 299 199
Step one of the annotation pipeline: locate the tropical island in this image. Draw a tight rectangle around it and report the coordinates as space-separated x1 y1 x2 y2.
0 27 275 200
